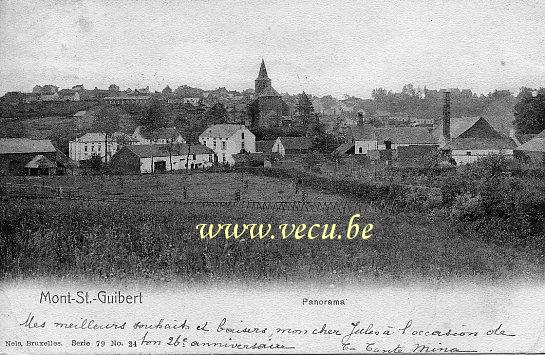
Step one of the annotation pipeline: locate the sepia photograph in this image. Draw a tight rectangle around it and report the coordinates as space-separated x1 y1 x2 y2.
0 0 544 353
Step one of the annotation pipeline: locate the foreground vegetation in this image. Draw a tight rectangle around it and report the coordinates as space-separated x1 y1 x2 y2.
0 196 542 283
1 155 543 283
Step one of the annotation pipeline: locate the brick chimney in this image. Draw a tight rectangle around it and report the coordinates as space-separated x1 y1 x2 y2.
443 90 451 142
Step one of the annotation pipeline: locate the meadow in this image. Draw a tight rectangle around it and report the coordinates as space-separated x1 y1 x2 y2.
3 172 349 203
1 173 543 283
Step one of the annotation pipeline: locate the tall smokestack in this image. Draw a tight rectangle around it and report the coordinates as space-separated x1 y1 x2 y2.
443 90 451 142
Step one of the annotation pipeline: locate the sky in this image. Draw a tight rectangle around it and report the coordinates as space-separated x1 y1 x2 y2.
1 0 545 98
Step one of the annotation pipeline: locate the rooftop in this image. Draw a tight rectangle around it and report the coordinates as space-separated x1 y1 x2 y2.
0 138 57 154
199 124 248 139
124 143 214 158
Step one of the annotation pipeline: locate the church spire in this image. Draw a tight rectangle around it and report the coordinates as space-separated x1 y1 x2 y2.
258 59 268 78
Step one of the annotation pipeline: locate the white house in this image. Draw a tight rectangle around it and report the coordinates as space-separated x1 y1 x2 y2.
110 143 215 173
69 132 136 162
199 124 255 165
351 125 437 155
434 116 518 165
132 126 186 145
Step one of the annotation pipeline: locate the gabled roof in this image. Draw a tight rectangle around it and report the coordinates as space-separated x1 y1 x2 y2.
199 124 248 139
515 129 545 152
25 154 56 169
444 138 517 150
257 59 268 78
333 142 355 155
277 136 314 150
256 86 280 97
123 143 214 158
75 132 137 143
350 124 376 140
432 116 500 139
351 125 436 144
256 140 276 153
73 110 87 117
0 138 56 154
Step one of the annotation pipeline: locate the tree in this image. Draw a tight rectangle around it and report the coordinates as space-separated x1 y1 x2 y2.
514 93 545 134
108 84 119 91
93 105 123 164
296 91 315 125
162 85 172 95
140 99 168 139
204 103 228 125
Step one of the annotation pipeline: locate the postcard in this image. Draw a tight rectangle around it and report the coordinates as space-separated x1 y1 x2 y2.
1 0 544 353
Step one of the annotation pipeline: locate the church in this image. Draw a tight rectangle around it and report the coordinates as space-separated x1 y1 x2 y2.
248 60 290 128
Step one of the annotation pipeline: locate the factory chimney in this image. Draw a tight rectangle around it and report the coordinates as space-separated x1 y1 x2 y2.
443 90 451 143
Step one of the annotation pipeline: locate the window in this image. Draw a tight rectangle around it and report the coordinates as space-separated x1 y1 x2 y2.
222 154 226 163
466 151 472 156
92 145 95 151
192 154 196 160
98 145 101 151
213 140 217 149
209 154 213 162
222 141 226 150
84 145 88 152
241 132 245 139
241 141 245 151
358 147 363 154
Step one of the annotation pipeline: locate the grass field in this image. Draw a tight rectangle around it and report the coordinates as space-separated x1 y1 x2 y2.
4 172 348 202
1 172 544 283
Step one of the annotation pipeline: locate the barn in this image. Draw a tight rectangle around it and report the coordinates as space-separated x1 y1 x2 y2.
0 138 70 175
110 143 215 174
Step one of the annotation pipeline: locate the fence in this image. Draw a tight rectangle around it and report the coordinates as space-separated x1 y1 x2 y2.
1 188 391 214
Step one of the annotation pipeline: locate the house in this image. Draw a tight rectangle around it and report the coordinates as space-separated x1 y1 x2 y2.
110 143 215 173
58 89 80 101
333 141 355 155
272 136 314 156
69 132 136 162
24 154 57 175
514 129 545 165
0 138 69 175
432 116 506 147
103 95 151 106
443 138 517 164
436 92 517 164
351 125 437 155
199 124 256 165
40 92 60 101
132 126 186 145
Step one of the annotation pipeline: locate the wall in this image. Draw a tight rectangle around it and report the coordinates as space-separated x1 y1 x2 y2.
199 127 255 165
272 138 285 156
355 140 377 154
139 153 214 173
69 140 119 162
452 149 514 164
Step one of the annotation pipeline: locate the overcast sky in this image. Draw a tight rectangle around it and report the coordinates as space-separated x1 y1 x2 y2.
1 0 545 98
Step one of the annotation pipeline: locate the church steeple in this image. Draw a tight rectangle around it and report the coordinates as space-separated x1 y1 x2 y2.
255 59 272 95
258 59 268 78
